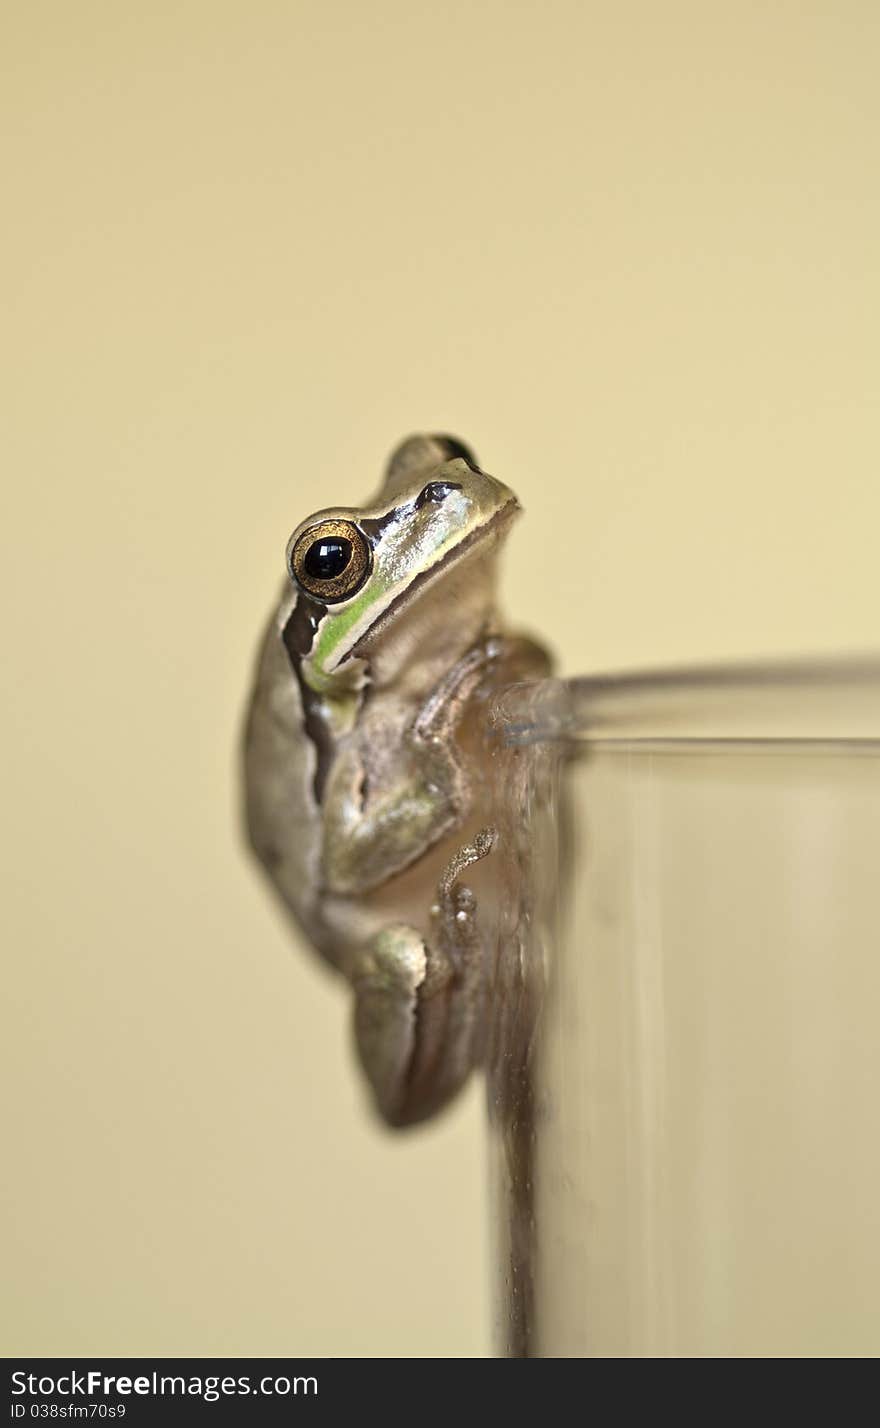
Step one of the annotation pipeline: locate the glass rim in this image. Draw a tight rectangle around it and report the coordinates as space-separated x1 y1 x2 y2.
493 653 880 748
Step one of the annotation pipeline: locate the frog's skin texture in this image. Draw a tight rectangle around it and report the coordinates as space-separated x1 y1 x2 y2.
243 434 551 1126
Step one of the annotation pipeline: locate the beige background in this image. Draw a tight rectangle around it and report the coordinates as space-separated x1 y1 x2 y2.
3 2 878 1356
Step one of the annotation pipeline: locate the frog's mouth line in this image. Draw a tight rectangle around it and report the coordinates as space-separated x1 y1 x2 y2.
350 497 519 658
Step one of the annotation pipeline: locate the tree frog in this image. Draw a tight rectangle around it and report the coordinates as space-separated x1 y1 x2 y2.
243 434 551 1127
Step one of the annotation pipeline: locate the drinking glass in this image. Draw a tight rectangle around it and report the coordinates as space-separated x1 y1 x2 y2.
487 659 880 1357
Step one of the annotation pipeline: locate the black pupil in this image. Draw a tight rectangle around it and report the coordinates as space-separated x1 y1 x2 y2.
304 536 353 581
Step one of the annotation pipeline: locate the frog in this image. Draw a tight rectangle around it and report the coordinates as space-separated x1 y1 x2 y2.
243 434 551 1127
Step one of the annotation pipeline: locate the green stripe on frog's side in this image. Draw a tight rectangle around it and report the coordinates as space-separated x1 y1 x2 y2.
303 566 396 692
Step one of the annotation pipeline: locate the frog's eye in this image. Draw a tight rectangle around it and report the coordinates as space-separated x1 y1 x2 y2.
288 519 372 603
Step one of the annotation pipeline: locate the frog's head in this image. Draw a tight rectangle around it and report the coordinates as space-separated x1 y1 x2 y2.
285 435 519 700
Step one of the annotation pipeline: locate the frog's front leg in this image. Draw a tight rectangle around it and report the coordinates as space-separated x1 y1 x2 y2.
352 829 495 1126
320 644 492 896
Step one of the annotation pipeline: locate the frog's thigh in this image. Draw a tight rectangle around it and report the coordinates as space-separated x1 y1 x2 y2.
352 829 494 1126
352 924 429 1126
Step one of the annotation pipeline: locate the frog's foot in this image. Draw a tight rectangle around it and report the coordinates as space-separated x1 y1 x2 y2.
436 826 497 902
352 829 497 1128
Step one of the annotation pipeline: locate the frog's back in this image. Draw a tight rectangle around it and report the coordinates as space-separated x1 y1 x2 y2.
243 595 323 941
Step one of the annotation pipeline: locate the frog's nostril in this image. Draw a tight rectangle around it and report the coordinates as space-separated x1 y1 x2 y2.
416 481 462 508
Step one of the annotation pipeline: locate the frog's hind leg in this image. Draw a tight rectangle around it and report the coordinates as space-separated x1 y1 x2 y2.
352 830 495 1128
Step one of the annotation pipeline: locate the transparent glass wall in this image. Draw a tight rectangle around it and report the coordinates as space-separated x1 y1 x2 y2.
487 660 880 1357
